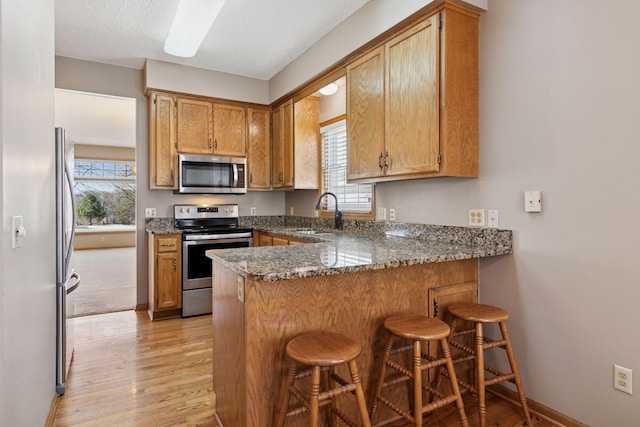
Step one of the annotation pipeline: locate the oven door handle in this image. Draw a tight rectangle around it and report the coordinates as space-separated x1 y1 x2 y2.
183 236 253 244
183 233 252 241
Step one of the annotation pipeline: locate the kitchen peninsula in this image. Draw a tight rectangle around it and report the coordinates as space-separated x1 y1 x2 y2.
206 221 512 427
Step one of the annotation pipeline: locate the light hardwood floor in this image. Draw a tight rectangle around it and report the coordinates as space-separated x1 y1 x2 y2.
51 310 553 427
52 310 215 426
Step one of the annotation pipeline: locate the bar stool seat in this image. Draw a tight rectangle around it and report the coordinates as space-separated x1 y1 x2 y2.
370 314 469 426
275 331 371 427
447 303 532 427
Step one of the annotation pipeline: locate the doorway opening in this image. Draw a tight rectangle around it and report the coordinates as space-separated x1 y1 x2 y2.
55 88 137 317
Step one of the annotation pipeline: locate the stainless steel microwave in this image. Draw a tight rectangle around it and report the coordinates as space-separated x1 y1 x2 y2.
177 154 247 194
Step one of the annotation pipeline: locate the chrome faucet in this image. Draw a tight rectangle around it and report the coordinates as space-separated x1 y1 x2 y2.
315 192 342 229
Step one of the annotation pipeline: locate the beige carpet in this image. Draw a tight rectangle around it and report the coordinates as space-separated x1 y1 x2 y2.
71 247 136 317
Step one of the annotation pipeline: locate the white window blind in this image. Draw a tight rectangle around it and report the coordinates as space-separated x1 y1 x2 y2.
320 119 373 214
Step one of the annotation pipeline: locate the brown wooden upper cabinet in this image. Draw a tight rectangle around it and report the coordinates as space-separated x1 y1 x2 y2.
148 91 249 190
247 107 272 190
347 4 479 183
271 97 319 190
149 92 178 189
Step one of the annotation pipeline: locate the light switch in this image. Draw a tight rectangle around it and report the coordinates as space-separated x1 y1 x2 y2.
524 191 542 212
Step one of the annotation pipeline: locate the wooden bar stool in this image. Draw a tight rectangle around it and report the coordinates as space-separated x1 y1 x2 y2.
446 303 532 427
275 331 371 427
370 314 469 426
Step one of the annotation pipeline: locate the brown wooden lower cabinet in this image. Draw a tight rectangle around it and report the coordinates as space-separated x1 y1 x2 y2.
211 258 478 427
253 230 310 246
147 233 182 321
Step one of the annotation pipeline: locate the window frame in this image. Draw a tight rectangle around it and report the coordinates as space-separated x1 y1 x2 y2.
318 114 375 221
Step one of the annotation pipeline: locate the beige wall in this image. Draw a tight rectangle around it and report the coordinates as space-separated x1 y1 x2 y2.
0 0 56 425
145 59 270 104
55 57 285 306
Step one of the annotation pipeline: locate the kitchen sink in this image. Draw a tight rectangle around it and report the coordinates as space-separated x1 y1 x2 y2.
291 228 334 235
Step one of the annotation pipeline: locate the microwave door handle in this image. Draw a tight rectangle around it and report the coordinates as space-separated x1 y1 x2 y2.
232 164 238 188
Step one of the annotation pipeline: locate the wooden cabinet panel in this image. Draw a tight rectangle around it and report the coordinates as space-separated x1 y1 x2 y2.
272 100 295 189
428 281 477 388
176 97 214 155
259 234 273 246
385 15 440 176
213 102 246 157
247 108 271 190
346 5 479 183
149 93 177 189
148 234 182 320
293 97 319 189
347 47 386 181
156 252 181 310
272 237 289 246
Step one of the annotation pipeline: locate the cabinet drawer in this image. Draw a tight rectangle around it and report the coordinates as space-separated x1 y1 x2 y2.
157 237 179 252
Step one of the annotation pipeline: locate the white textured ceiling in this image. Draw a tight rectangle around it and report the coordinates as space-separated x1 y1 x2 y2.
55 0 371 80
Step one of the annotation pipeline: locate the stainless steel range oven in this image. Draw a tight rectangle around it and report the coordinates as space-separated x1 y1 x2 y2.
174 204 252 317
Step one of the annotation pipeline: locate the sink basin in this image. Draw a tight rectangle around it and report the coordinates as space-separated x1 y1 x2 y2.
291 229 333 235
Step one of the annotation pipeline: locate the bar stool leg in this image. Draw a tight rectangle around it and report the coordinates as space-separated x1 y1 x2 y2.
413 341 423 426
276 364 298 427
326 367 338 427
500 322 533 426
347 360 372 427
441 337 469 427
475 323 487 427
309 366 321 427
370 334 394 419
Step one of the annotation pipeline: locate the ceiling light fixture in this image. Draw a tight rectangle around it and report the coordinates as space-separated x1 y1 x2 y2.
319 83 338 96
164 0 226 58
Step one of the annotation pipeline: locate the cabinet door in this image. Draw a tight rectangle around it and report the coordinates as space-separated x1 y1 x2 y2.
428 281 477 387
156 252 181 310
272 100 294 189
293 97 319 189
213 102 247 157
149 93 177 189
259 234 273 246
247 108 271 190
176 97 214 154
385 15 440 176
346 47 386 181
272 237 289 246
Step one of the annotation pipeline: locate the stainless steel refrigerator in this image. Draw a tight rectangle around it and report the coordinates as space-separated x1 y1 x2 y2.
55 127 81 395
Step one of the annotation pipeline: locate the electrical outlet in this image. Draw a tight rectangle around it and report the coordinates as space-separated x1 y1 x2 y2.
614 364 633 394
389 209 396 221
290 206 294 216
250 207 257 216
145 208 157 218
487 209 499 228
468 209 485 227
377 207 387 221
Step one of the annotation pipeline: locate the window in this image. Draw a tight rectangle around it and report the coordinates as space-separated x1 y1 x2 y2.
74 160 136 226
320 118 373 215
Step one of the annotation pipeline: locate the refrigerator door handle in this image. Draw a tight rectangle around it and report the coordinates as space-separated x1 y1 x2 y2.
63 164 76 275
66 271 81 294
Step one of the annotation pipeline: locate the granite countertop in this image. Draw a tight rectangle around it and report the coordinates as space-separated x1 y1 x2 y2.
206 224 512 282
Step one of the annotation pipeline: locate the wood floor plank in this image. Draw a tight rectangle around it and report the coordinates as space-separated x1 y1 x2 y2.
52 310 216 427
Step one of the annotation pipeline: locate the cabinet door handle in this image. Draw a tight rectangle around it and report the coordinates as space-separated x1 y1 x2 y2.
173 258 177 272
433 298 439 318
384 151 389 171
250 173 253 184
209 138 213 150
378 153 383 170
279 172 283 182
214 139 218 151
